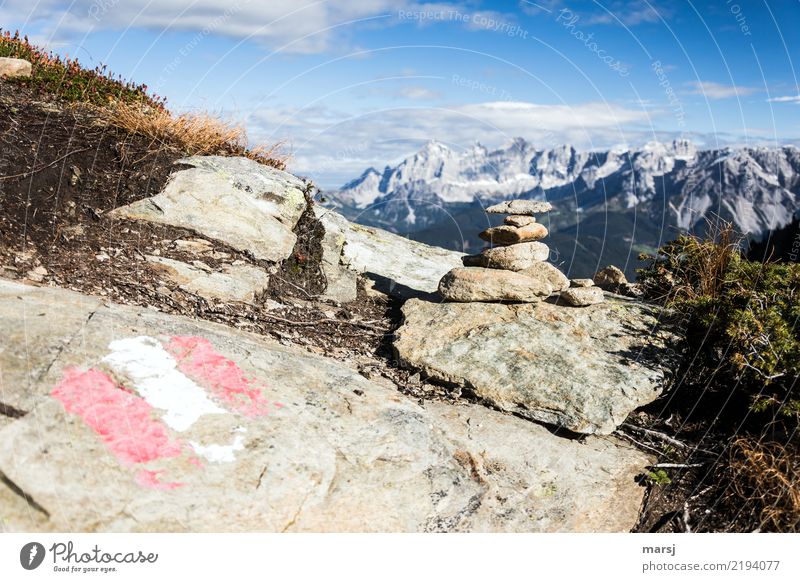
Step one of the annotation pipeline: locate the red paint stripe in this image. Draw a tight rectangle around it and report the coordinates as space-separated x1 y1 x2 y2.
51 368 183 466
135 469 185 491
165 336 280 417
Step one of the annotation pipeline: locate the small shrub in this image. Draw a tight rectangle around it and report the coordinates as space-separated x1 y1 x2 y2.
637 219 800 429
644 468 672 486
638 220 800 532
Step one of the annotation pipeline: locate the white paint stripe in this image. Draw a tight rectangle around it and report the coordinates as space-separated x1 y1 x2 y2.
190 434 246 463
102 336 226 432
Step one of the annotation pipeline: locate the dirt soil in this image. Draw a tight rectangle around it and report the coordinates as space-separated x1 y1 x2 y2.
627 391 764 533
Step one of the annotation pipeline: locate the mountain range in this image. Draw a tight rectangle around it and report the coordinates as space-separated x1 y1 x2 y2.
323 138 800 278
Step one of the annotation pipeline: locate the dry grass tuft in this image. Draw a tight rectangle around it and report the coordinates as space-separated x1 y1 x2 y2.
729 437 800 532
102 103 287 170
638 217 743 303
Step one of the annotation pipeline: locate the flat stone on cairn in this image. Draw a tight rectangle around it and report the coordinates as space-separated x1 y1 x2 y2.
462 241 550 271
485 200 552 215
479 222 548 245
504 215 536 227
439 199 596 305
439 267 555 302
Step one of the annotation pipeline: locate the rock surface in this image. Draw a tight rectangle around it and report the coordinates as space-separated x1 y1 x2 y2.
560 286 605 307
479 223 548 245
110 156 308 263
146 256 270 302
0 57 32 78
394 297 679 434
315 208 464 298
0 279 650 532
462 241 549 271
438 267 552 303
485 200 552 215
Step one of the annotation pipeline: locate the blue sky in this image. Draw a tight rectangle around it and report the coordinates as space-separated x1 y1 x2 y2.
3 0 799 188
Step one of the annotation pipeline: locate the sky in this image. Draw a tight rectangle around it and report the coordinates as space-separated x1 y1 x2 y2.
2 0 799 188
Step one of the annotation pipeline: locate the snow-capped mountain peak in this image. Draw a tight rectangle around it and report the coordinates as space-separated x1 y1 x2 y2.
327 138 800 242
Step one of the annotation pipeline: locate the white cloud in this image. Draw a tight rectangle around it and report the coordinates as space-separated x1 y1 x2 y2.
687 81 759 100
246 100 655 187
0 0 421 54
545 0 668 26
768 95 800 104
397 86 441 100
587 5 662 26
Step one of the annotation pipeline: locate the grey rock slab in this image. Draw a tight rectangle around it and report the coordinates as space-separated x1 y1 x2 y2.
485 200 552 215
110 156 307 263
438 267 551 303
0 57 32 78
146 256 270 302
315 208 464 298
0 283 104 421
462 241 550 271
0 279 651 532
394 297 679 435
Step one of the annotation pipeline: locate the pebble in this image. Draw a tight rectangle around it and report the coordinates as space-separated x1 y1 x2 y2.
570 278 595 288
560 286 605 307
594 265 628 289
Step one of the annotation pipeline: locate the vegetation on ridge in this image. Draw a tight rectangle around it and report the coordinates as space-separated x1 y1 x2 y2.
1 29 285 169
638 220 800 532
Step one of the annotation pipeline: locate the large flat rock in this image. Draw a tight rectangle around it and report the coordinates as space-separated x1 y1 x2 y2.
0 280 650 532
110 156 307 263
314 208 464 298
394 297 679 435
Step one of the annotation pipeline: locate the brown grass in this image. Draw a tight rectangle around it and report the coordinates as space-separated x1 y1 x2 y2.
101 103 287 170
690 218 741 299
729 437 800 532
640 217 743 304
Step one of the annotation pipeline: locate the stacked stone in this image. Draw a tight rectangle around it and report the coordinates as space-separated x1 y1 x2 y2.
437 200 604 306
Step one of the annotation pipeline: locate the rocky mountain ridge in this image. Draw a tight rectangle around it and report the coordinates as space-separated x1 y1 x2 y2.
328 139 800 277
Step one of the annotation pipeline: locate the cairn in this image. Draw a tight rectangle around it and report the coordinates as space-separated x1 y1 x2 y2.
437 200 605 306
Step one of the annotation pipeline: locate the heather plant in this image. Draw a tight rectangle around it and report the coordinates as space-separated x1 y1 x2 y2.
1 30 285 169
1 29 165 108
